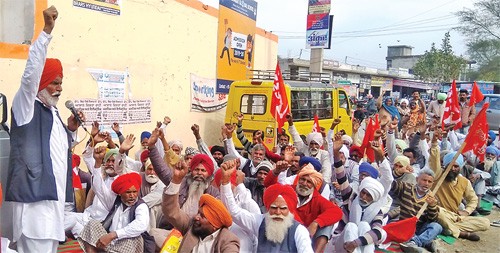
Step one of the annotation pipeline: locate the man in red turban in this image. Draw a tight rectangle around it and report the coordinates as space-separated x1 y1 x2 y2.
6 6 86 253
78 172 150 252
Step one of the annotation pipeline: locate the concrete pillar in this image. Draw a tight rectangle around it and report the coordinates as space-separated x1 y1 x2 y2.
309 48 324 73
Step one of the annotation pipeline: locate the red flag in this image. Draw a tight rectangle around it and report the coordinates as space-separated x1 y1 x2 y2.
271 63 290 134
468 81 484 107
72 170 83 189
360 115 381 162
383 216 418 243
462 102 490 161
312 114 321 133
442 80 462 130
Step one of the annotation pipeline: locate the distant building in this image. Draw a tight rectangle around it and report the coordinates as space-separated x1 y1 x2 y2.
386 45 422 74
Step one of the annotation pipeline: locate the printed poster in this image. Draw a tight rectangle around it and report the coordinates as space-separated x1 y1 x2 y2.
87 68 127 99
73 99 152 125
216 0 258 94
191 74 228 112
73 0 121 15
306 0 331 49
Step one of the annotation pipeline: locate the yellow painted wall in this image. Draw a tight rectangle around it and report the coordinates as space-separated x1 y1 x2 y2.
0 0 278 168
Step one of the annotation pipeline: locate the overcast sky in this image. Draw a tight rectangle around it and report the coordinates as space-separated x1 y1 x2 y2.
201 0 475 69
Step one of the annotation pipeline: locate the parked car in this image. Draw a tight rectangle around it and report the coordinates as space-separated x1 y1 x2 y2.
475 94 500 131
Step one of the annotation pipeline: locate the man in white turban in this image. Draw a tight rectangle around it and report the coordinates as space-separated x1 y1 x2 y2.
287 118 332 183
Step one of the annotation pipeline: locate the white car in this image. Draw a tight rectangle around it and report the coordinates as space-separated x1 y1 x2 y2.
475 94 500 131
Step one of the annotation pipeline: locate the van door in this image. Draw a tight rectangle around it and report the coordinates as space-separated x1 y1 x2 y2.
227 85 276 148
335 89 352 135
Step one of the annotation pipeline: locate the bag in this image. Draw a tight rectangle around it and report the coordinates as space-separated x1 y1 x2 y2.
160 229 183 253
142 231 156 253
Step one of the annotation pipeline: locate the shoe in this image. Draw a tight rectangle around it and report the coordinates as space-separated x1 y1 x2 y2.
442 229 453 236
424 240 437 253
400 241 424 253
476 207 491 216
470 210 479 216
459 231 480 241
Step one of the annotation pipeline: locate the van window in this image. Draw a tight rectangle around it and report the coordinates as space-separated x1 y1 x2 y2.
291 90 332 121
241 94 266 115
338 91 349 110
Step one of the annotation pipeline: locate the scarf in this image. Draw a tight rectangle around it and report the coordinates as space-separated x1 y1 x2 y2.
382 98 401 120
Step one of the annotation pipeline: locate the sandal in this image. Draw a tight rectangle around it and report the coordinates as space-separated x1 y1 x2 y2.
491 220 500 227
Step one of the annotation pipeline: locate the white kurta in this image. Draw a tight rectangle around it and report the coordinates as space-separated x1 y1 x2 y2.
11 31 74 242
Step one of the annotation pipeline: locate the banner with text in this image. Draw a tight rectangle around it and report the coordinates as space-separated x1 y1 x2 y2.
73 99 151 125
87 68 126 99
73 0 121 15
216 0 258 94
191 74 228 112
306 0 331 49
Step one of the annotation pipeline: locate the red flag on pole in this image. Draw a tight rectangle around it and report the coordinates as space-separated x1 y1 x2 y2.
383 216 418 243
442 80 462 130
312 114 321 133
360 115 381 162
271 63 290 134
461 102 490 161
468 81 484 107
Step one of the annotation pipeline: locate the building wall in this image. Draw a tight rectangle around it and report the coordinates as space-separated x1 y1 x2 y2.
390 56 421 71
0 0 278 166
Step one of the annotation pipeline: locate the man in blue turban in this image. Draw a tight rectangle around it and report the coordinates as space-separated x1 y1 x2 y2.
434 152 490 241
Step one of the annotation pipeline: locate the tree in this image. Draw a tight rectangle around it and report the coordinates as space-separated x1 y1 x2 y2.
455 0 500 81
413 32 466 82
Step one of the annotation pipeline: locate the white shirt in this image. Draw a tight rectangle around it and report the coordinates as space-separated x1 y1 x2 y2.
192 229 221 253
220 184 314 253
109 202 150 240
12 31 76 241
226 184 260 253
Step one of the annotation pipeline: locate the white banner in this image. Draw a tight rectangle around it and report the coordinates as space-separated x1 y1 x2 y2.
87 68 127 99
190 74 227 112
73 99 152 125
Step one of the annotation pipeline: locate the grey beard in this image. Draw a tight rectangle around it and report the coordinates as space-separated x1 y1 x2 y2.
296 184 314 197
37 89 60 107
484 158 496 172
309 148 319 156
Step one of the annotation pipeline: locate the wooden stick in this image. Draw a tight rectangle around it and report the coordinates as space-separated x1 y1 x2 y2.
416 142 466 219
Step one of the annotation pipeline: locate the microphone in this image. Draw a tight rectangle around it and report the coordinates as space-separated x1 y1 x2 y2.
65 100 87 132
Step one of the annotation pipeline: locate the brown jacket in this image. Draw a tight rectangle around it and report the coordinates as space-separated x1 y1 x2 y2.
162 191 240 253
459 100 476 126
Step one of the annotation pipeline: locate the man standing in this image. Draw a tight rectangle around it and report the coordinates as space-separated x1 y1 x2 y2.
6 6 85 253
458 89 476 134
427 93 446 122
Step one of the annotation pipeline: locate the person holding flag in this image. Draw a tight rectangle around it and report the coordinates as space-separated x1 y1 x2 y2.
458 88 476 134
430 103 491 241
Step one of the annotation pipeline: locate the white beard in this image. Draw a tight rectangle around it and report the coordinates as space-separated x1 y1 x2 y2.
145 174 159 184
181 180 208 217
264 212 294 244
484 158 496 172
37 89 60 107
309 148 319 156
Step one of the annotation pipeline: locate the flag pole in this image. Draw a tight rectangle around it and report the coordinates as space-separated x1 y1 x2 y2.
416 142 466 218
275 110 278 148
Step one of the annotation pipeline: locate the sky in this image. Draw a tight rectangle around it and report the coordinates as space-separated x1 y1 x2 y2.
200 0 475 69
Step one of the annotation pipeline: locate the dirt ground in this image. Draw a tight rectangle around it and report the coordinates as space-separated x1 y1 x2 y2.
437 207 500 253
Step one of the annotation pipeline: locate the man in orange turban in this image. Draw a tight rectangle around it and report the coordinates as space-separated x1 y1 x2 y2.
162 163 240 252
111 172 142 205
6 6 86 253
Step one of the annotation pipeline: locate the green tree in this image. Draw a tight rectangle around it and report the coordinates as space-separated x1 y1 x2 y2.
413 32 466 82
455 0 500 81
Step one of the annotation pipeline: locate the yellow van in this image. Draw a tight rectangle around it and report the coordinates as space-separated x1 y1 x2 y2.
224 71 353 149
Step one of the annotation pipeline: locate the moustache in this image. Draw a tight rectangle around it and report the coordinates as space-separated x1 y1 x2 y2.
51 91 61 96
269 214 286 220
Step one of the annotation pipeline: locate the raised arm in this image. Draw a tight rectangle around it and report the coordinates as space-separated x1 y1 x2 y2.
235 113 253 152
162 159 192 235
148 128 173 185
